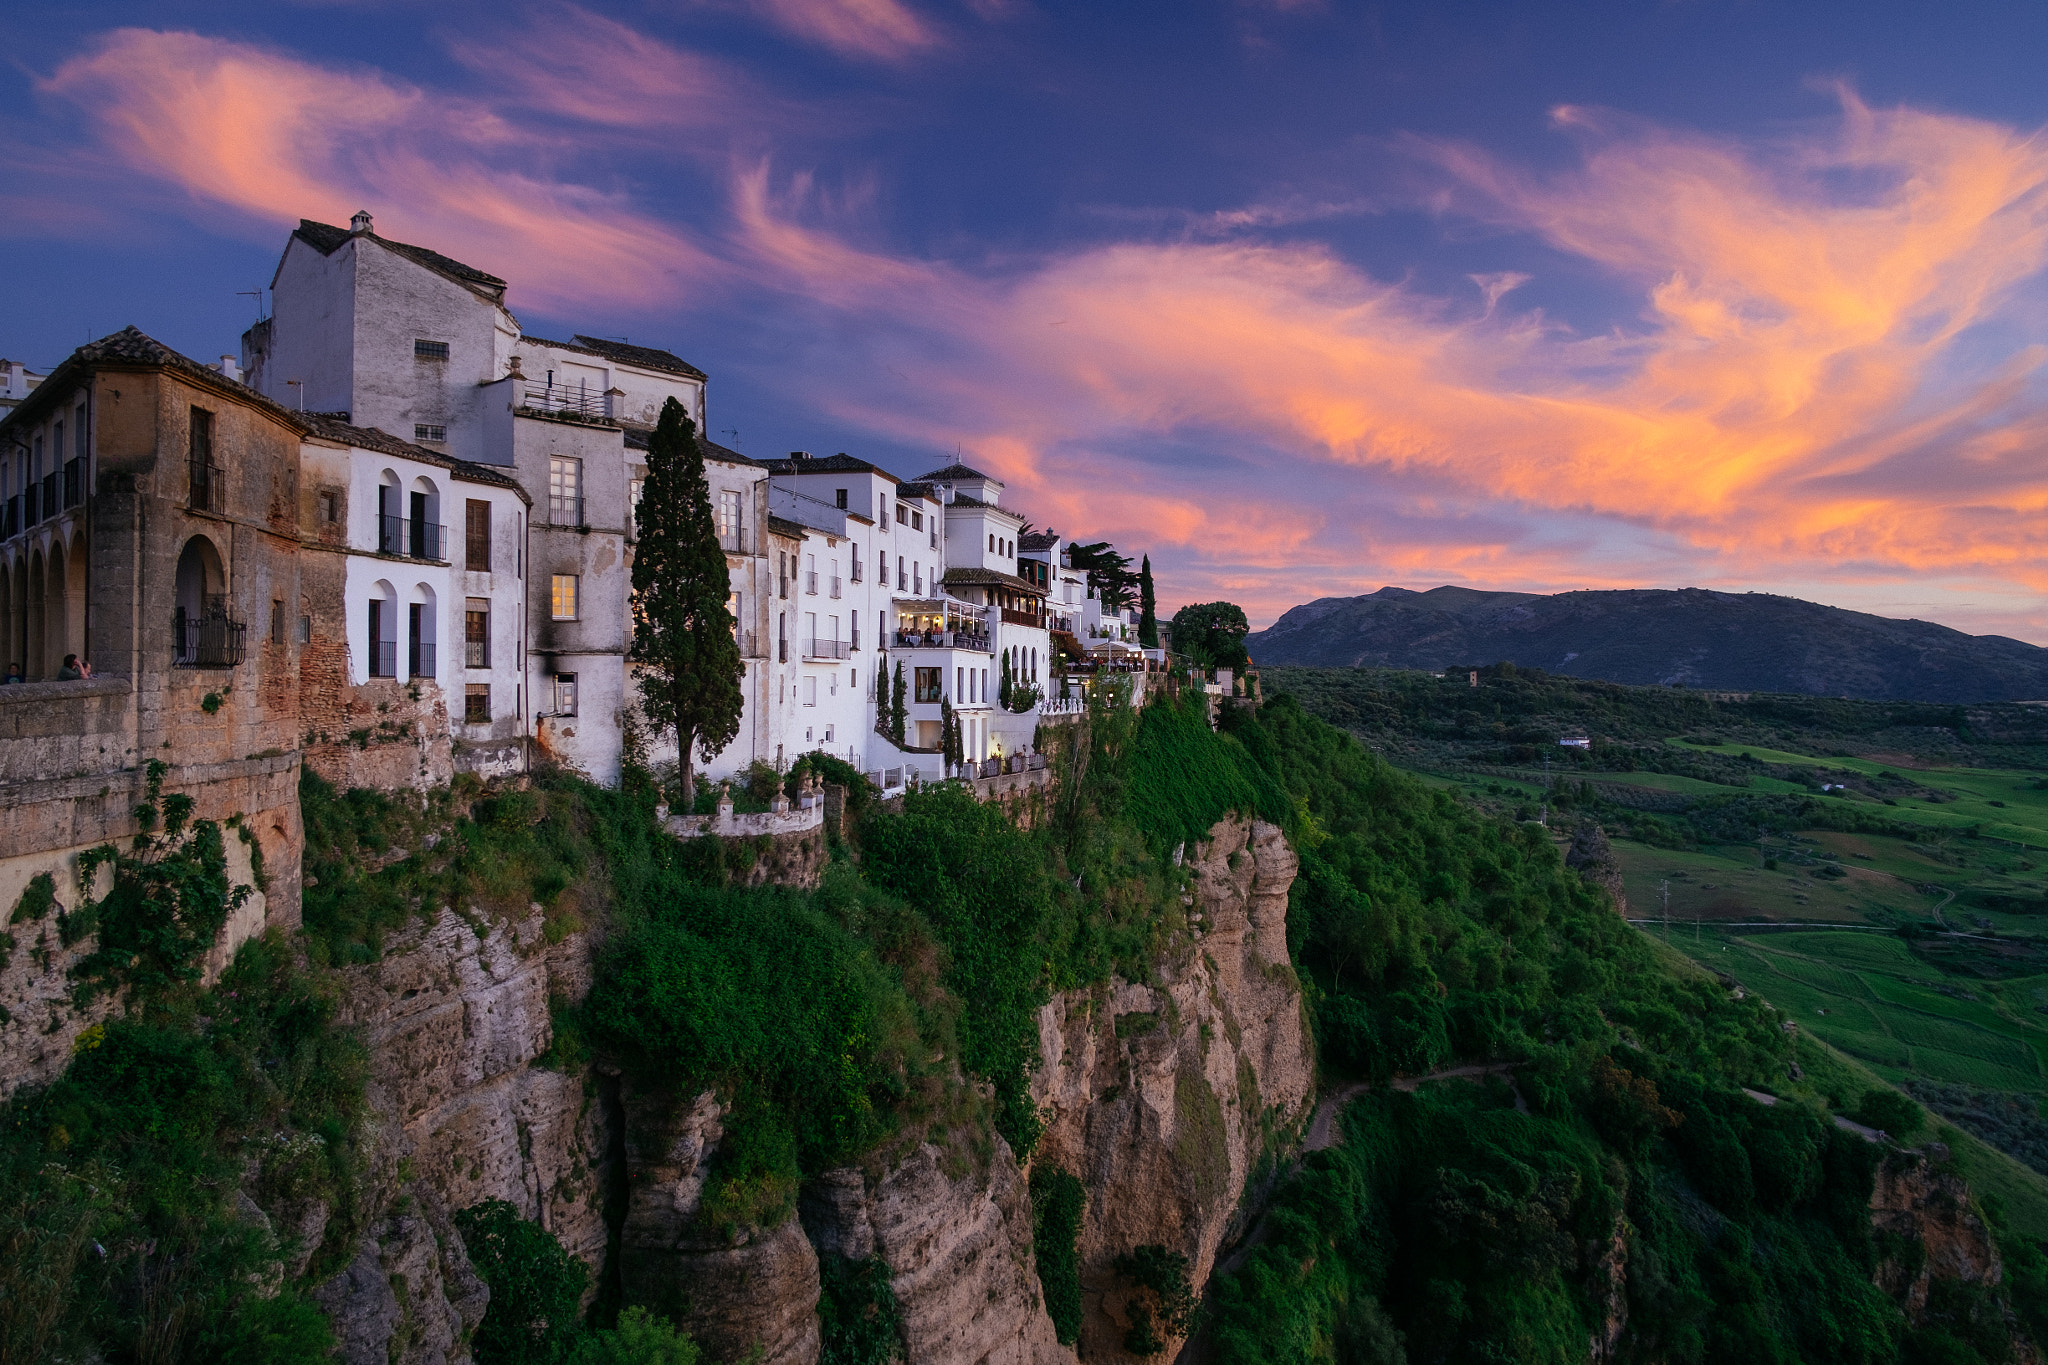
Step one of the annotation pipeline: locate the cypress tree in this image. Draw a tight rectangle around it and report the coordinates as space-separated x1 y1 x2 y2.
629 397 742 804
890 660 908 744
1137 556 1158 648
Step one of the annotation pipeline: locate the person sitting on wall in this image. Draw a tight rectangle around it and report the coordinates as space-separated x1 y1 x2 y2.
56 654 92 681
1 663 21 684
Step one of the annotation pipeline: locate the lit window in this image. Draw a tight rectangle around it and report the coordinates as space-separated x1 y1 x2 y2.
551 574 579 620
414 424 446 443
718 489 741 539
415 339 450 360
465 684 490 723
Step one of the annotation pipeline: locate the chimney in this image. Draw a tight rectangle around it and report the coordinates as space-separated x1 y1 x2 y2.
789 450 811 461
217 355 241 383
350 209 374 235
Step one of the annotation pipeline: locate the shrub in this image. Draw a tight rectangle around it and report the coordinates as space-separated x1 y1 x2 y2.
455 1199 591 1364
1030 1166 1086 1344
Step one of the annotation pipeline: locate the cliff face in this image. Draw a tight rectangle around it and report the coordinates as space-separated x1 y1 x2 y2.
1873 1144 2003 1315
294 814 1311 1363
1031 817 1313 1362
308 906 609 1364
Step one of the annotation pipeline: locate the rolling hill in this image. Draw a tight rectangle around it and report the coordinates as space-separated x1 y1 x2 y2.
1245 586 2048 702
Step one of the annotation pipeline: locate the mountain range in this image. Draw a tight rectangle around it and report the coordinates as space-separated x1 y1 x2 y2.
1243 586 2048 703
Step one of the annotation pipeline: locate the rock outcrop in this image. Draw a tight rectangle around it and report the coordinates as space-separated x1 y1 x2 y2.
1566 822 1628 915
1030 816 1313 1363
802 1140 1066 1364
1873 1143 2003 1316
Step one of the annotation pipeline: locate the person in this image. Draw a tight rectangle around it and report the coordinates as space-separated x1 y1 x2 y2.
56 654 90 681
1 663 21 684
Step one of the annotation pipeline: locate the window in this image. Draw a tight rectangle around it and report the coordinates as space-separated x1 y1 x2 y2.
835 488 848 509
803 675 817 706
554 674 577 715
415 339 450 360
897 555 906 590
465 500 491 570
911 509 922 531
318 491 337 524
551 574 579 620
465 684 490 723
298 615 312 644
717 489 741 540
989 534 995 553
851 543 862 582
188 407 218 511
271 600 286 646
915 667 942 704
548 456 583 525
368 600 393 677
414 424 446 443
465 599 490 667
896 503 907 525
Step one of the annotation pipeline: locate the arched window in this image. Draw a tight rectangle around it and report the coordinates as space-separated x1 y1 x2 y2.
409 583 438 678
367 579 398 678
409 475 443 560
172 536 237 666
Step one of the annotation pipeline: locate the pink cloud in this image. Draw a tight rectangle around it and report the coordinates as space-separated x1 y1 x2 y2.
36 28 719 315
749 0 939 60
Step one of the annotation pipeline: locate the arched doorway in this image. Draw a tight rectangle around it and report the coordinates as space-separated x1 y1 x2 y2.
173 536 235 666
408 582 438 679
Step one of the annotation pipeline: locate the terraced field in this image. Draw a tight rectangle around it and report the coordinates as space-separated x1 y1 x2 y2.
1668 929 2048 1096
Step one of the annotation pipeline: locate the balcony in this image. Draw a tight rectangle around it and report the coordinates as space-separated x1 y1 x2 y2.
805 570 818 595
173 597 246 668
893 628 991 654
368 640 397 678
189 458 224 513
522 383 613 422
738 630 765 659
63 459 83 509
377 514 446 560
851 560 863 583
42 472 58 520
719 526 750 554
829 576 842 599
409 642 437 678
1001 607 1043 629
778 637 789 663
807 638 850 660
2 494 16 538
548 496 584 528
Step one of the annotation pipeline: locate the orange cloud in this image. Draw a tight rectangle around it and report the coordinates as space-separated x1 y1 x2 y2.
729 95 2048 632
750 0 938 60
38 28 718 315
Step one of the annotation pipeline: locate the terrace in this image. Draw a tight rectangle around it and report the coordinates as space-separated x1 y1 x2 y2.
892 599 990 653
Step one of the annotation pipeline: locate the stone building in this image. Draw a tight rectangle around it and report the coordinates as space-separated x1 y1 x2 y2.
0 328 306 1090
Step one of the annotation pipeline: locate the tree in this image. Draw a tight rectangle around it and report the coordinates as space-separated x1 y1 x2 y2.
1169 601 1250 669
999 651 1014 710
941 695 962 769
568 1308 698 1365
1137 556 1158 647
890 660 908 744
1067 540 1136 613
454 1199 590 1365
629 398 742 804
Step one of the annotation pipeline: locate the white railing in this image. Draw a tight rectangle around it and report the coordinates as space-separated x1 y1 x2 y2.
1039 696 1086 717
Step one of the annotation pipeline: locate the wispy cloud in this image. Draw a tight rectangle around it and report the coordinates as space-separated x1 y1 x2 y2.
748 0 939 61
723 95 2048 629
33 27 719 314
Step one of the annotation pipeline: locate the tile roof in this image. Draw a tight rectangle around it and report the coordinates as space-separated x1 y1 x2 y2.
896 481 938 500
294 219 508 301
298 413 530 499
2 326 300 433
766 514 809 541
1019 531 1061 551
941 566 1040 594
942 493 1022 521
571 335 707 380
760 452 902 479
620 429 763 468
521 334 708 381
918 462 1000 485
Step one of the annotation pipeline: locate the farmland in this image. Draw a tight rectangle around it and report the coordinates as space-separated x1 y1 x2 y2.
1267 663 2048 1191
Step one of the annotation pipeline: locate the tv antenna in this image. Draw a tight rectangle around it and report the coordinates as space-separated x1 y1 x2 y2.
722 427 741 448
237 288 265 322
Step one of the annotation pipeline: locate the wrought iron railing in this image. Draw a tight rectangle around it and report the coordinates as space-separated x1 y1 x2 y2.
369 640 397 677
892 629 991 653
189 458 224 513
805 571 818 595
409 642 437 678
808 638 850 660
63 459 82 509
549 495 584 528
378 514 445 559
522 383 610 420
829 576 842 599
173 596 246 667
719 526 749 554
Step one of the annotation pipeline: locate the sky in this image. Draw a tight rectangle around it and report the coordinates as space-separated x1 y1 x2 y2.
6 1 2048 638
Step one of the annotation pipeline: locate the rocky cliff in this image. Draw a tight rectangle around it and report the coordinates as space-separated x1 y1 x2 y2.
1031 817 1314 1362
301 812 1312 1364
